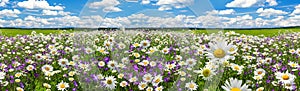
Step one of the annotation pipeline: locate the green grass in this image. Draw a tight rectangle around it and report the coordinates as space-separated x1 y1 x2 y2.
0 29 72 36
191 28 300 36
1 28 300 37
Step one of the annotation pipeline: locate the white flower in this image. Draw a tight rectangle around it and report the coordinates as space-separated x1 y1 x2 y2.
16 87 24 91
85 47 94 54
185 58 197 67
143 73 153 82
107 60 118 69
150 61 157 67
97 47 109 54
98 61 105 67
58 58 69 67
119 81 128 87
138 82 148 90
0 72 6 80
155 86 163 91
138 60 150 66
26 65 35 71
146 87 153 91
256 87 264 91
152 75 163 86
56 81 69 91
129 76 137 83
121 57 129 64
102 76 118 89
140 40 151 48
165 62 176 70
161 47 169 54
206 39 235 63
221 78 251 91
288 62 299 68
175 55 182 61
118 43 126 49
254 68 266 76
42 65 53 72
275 71 296 84
185 80 198 91
231 64 244 74
198 67 215 81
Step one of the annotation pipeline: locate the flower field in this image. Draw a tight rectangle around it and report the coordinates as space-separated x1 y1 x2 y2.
0 30 299 91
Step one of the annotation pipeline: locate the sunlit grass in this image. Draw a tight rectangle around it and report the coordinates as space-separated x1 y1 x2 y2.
0 29 73 36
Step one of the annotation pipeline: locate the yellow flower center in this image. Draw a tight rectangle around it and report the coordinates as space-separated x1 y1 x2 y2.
231 88 241 91
107 80 112 84
257 71 262 75
234 66 240 70
202 69 211 77
154 79 161 83
282 74 289 80
189 84 195 89
60 84 65 88
141 84 147 88
229 48 235 52
213 48 226 58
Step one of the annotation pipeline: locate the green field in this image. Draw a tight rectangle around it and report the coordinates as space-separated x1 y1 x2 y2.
191 28 300 36
1 28 300 36
0 29 72 36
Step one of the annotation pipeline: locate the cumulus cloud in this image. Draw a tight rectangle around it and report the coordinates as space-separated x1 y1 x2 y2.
125 0 138 2
0 0 9 7
141 0 150 4
42 10 71 16
226 0 278 8
256 8 288 18
290 4 300 16
207 9 236 15
0 9 21 17
156 0 194 11
17 0 64 10
89 0 122 12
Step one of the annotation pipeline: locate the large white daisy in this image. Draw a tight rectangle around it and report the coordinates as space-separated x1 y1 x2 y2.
102 76 118 89
185 80 198 91
206 39 235 63
56 81 69 91
221 78 251 91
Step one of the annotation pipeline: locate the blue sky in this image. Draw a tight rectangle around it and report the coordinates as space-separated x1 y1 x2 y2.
0 0 300 28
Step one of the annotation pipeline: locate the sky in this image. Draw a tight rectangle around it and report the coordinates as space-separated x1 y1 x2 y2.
0 0 300 28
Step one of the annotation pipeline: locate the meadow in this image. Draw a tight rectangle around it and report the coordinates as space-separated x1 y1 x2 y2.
0 29 299 91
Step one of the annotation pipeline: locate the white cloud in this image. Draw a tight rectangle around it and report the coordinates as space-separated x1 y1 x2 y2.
89 0 122 12
156 0 194 11
158 5 172 11
17 0 64 10
125 0 138 2
0 0 9 7
142 0 150 4
290 4 300 16
226 0 278 8
207 9 236 15
0 9 21 17
42 10 70 16
256 8 288 17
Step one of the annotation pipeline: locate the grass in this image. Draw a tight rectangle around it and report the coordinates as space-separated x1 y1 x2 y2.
1 28 300 36
0 29 72 36
191 28 300 36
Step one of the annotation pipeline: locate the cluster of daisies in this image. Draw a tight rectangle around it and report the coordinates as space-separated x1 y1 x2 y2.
0 30 299 91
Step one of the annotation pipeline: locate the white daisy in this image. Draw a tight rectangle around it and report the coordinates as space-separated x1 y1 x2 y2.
140 40 151 48
185 80 198 91
107 60 118 69
288 62 299 68
138 82 148 90
146 87 153 91
221 78 251 91
165 62 176 70
254 68 266 76
198 67 215 80
98 61 105 67
102 76 118 89
275 71 296 84
155 86 163 91
152 75 163 86
56 81 69 91
138 60 150 66
161 47 169 54
185 58 197 67
58 58 69 67
175 55 182 61
42 65 53 72
206 39 235 63
119 81 128 87
143 73 153 82
0 72 6 80
231 64 244 74
26 65 35 71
